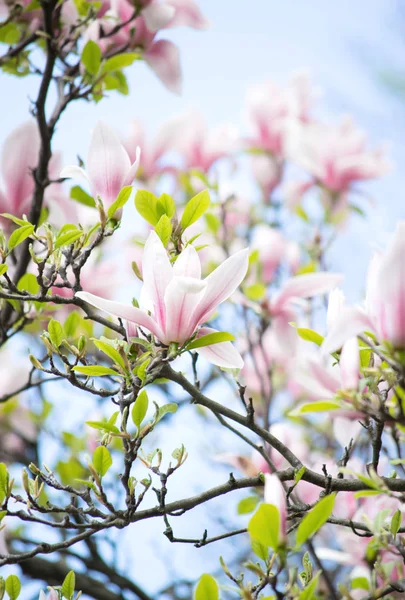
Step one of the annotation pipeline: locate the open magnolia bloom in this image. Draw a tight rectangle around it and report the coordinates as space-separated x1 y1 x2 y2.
77 232 249 368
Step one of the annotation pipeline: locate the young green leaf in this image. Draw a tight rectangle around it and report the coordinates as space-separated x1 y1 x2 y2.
134 190 160 225
390 509 402 539
155 214 172 247
181 190 210 230
72 365 119 377
132 389 149 430
17 273 39 294
289 401 341 416
102 52 141 73
107 185 132 219
296 493 336 547
8 223 34 251
48 319 63 348
185 331 235 351
156 193 176 218
0 463 9 504
61 570 76 600
296 328 324 346
299 571 321 600
70 185 96 208
155 402 177 423
54 229 84 249
81 40 101 75
86 421 120 435
92 339 126 370
237 495 260 515
5 575 21 600
248 503 280 551
92 446 112 477
194 574 219 600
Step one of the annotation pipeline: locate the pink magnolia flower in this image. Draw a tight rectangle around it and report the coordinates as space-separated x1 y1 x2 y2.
287 116 391 194
141 0 209 31
0 121 39 220
39 590 59 600
76 231 249 368
60 121 140 209
246 71 317 156
122 118 179 183
251 225 300 283
323 222 405 352
264 473 287 542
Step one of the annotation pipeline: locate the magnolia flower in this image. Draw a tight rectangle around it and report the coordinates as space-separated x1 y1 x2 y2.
142 0 209 31
77 231 249 368
323 222 405 352
60 121 140 208
264 473 287 541
39 590 59 600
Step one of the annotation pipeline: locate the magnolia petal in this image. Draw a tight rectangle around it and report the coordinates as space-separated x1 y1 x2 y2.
163 276 206 344
76 291 163 339
142 3 175 31
194 327 244 369
123 145 141 186
2 121 40 215
333 417 362 449
60 165 89 183
340 337 359 390
173 243 201 279
145 39 182 95
273 272 344 313
87 121 132 206
164 0 210 29
193 247 249 325
142 231 173 331
322 306 374 354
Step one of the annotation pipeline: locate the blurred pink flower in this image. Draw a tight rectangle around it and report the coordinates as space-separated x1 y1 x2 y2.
264 473 287 541
77 231 249 368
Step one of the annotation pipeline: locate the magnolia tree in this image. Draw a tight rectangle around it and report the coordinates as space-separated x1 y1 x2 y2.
0 1 403 599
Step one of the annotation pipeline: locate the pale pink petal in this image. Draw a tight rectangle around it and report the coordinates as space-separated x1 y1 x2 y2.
340 337 359 390
273 272 344 313
322 307 375 354
163 276 206 344
264 473 287 540
123 146 141 186
141 231 173 331
87 121 132 206
193 248 249 325
142 3 175 31
144 39 182 95
164 0 210 29
173 244 201 279
2 121 40 215
326 288 346 332
195 327 244 369
76 291 163 339
60 165 90 184
333 417 362 449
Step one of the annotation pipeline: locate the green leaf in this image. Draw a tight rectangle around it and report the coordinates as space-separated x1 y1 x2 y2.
390 509 402 539
237 495 260 515
64 311 81 338
55 229 84 249
205 213 220 234
92 446 112 477
186 331 235 351
86 420 120 435
48 319 63 347
194 574 219 600
0 213 27 226
8 224 34 251
289 401 341 416
5 575 21 600
156 193 176 218
351 576 370 591
70 185 96 208
155 214 172 247
81 40 101 75
181 190 211 230
107 185 132 219
92 339 126 370
61 570 75 600
73 365 119 377
17 273 39 294
299 571 321 600
132 389 149 430
134 190 160 225
248 503 280 551
244 283 266 301
296 328 324 346
0 463 8 504
296 493 336 547
156 403 177 423
0 510 6 522
0 23 20 45
102 52 141 73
